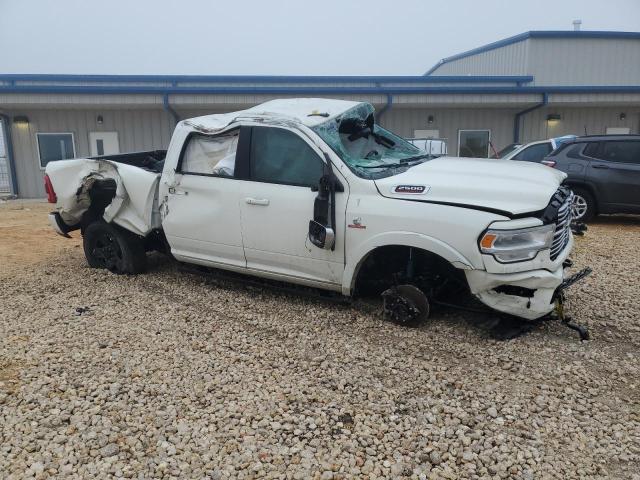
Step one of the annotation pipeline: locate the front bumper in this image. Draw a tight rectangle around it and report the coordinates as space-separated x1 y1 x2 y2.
465 265 565 320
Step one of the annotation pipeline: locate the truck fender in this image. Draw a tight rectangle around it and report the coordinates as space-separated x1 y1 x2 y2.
341 231 475 295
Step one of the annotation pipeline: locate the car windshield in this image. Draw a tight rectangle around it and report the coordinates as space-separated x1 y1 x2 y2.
492 143 521 159
311 103 426 179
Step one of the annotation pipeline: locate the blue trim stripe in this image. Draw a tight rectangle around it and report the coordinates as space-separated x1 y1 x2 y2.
425 30 640 75
0 74 533 84
1 85 640 95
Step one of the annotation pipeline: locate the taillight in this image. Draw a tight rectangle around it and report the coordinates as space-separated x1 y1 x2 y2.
541 160 556 168
44 174 57 203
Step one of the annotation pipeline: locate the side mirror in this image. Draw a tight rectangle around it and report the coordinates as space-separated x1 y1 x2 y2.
308 220 335 250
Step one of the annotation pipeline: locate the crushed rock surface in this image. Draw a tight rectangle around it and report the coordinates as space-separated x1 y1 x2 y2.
1 203 639 479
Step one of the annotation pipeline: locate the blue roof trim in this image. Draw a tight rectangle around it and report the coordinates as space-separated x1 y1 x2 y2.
425 30 640 75
0 74 533 84
1 84 639 95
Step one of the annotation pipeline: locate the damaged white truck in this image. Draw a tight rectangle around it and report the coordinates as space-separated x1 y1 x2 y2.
45 98 589 334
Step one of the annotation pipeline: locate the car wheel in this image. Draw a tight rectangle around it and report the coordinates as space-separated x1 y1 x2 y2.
571 188 595 222
83 221 147 274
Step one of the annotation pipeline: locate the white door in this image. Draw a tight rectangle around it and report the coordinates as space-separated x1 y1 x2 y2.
161 131 246 268
238 126 347 286
89 132 119 156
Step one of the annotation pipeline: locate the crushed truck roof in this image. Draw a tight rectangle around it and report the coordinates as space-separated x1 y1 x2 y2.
184 98 362 132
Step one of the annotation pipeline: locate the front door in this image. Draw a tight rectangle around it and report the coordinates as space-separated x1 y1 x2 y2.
237 126 347 286
161 130 246 267
89 132 119 156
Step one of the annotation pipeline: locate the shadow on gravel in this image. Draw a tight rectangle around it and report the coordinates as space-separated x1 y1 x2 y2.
140 252 550 342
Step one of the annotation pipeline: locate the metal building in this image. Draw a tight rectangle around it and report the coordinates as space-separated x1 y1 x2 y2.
1 30 639 198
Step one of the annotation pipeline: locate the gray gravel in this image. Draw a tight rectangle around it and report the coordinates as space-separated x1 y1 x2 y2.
1 214 639 479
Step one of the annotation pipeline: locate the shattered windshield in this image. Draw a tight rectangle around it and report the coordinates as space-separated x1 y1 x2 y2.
311 103 426 179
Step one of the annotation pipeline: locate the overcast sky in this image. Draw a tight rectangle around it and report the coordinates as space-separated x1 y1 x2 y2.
1 0 639 76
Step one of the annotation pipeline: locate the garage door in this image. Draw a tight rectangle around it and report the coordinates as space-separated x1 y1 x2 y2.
0 118 11 194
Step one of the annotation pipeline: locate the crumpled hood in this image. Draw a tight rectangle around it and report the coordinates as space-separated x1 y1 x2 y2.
374 156 567 216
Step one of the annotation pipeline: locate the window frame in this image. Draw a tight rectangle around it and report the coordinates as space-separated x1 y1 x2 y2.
244 125 327 189
36 132 76 169
176 128 241 178
457 129 491 158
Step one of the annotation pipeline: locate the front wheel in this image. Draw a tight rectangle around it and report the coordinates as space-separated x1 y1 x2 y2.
83 221 147 274
570 188 596 222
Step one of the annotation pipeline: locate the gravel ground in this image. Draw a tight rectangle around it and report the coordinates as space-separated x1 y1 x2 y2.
1 202 639 479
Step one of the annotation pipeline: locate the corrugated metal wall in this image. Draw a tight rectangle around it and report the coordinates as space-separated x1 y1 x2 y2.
430 37 640 86
431 40 530 77
529 38 640 85
8 105 639 198
9 109 173 197
382 108 519 155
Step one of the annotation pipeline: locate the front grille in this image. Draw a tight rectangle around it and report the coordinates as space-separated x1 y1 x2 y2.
549 192 573 260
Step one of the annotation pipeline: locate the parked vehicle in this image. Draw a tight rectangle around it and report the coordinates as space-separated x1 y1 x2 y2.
407 138 448 158
541 135 640 221
45 98 576 325
501 136 577 162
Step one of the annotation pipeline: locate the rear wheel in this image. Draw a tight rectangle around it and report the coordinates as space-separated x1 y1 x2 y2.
570 188 596 222
83 221 147 274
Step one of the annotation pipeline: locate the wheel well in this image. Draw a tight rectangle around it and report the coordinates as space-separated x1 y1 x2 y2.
352 245 467 298
79 178 117 233
564 182 598 212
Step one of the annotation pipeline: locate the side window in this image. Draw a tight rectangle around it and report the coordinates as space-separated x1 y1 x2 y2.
513 143 553 162
582 142 601 159
600 141 640 164
181 132 238 176
250 127 324 187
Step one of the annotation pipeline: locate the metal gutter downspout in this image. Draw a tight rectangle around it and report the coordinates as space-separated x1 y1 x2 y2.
0 113 19 196
513 93 548 143
375 93 393 126
162 93 180 127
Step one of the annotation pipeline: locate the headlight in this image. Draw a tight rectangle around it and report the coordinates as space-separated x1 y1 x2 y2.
479 224 555 263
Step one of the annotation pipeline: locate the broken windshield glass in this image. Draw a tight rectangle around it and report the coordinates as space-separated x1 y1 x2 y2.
311 103 426 179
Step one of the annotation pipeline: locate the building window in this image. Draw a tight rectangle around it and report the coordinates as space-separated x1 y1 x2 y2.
458 130 490 158
37 133 75 168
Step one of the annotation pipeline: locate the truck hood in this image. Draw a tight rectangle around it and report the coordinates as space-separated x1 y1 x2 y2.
374 156 567 216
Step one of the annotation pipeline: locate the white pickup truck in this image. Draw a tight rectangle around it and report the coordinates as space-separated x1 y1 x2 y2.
45 98 576 326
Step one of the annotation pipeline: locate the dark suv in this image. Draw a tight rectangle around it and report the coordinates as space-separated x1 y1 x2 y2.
542 135 640 221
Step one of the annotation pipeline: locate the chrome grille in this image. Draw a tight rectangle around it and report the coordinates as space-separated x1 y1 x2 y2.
550 192 573 260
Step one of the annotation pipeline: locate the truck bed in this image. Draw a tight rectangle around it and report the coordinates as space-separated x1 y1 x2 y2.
88 150 166 173
46 152 165 237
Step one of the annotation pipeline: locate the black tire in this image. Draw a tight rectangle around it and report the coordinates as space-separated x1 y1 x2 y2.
83 221 147 274
570 187 596 222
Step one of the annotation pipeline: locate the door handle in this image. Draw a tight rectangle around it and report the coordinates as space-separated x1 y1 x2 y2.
168 186 188 195
245 197 270 206
592 164 610 169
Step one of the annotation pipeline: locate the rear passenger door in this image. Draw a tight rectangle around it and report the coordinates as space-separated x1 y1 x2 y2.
235 126 347 287
586 140 640 210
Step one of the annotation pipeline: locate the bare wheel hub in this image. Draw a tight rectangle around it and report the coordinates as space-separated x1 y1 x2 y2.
382 284 430 328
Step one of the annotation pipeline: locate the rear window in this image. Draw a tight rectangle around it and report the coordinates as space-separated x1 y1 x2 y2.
512 142 553 162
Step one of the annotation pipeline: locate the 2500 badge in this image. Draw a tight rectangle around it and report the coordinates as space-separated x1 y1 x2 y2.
393 185 429 194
